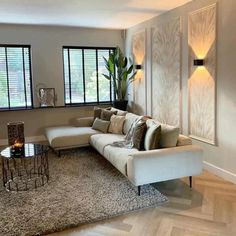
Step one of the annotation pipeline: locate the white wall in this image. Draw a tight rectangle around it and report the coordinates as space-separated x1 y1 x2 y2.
125 0 236 180
0 24 123 140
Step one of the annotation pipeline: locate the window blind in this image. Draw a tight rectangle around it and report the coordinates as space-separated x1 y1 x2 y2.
63 47 114 105
0 45 32 110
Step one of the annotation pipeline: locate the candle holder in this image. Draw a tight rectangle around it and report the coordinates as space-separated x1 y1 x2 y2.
7 122 25 146
10 139 25 156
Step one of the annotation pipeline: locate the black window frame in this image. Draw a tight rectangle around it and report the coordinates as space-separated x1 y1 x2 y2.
0 44 33 111
62 46 115 106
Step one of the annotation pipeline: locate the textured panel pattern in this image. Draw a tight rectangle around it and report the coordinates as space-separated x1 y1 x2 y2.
151 18 181 127
188 4 216 144
132 30 146 115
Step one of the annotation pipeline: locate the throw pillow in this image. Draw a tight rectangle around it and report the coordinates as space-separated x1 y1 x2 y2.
100 109 117 121
93 107 102 120
144 123 161 150
132 119 147 150
110 107 128 116
159 124 180 148
109 115 126 134
123 113 143 134
93 107 111 120
92 118 110 133
150 120 180 148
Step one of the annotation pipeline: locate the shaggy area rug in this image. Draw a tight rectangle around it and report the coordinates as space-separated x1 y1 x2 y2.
0 147 168 236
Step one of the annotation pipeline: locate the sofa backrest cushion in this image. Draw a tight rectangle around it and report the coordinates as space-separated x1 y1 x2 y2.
92 118 110 133
147 119 180 148
144 120 161 150
75 117 94 127
123 113 143 135
110 107 128 116
177 134 192 146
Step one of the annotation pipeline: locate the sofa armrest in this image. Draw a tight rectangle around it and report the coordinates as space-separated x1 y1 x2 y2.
74 117 94 127
127 145 203 186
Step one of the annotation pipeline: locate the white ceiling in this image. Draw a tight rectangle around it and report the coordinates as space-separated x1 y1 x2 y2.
0 0 191 29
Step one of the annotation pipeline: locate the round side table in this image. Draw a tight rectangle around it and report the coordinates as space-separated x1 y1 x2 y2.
1 143 49 192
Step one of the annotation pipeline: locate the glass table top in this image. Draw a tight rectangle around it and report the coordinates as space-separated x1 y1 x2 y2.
0 143 48 159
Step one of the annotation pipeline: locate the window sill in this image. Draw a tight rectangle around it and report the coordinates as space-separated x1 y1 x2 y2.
0 107 33 112
0 102 113 112
65 102 113 107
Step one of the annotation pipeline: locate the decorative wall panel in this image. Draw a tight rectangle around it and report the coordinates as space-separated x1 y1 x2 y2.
188 4 216 144
151 18 181 127
132 30 146 115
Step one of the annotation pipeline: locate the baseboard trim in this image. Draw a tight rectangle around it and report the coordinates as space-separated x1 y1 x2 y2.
203 161 236 184
0 135 46 146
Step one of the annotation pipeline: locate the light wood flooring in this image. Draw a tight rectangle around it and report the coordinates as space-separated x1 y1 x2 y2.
48 171 236 236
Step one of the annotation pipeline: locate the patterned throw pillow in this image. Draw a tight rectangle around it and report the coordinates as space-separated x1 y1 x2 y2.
100 109 117 121
93 107 111 120
93 107 102 120
109 115 126 134
92 118 110 133
132 119 147 150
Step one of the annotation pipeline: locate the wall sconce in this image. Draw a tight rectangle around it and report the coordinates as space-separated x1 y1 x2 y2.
135 64 142 70
193 59 204 66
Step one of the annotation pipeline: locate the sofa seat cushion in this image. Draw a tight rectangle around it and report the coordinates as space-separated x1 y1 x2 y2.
103 146 139 176
45 126 101 149
90 133 125 156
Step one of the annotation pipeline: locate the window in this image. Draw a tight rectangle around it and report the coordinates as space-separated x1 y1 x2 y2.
63 46 115 105
0 45 33 110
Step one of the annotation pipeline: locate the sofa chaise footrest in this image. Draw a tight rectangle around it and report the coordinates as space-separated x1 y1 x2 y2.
45 126 101 150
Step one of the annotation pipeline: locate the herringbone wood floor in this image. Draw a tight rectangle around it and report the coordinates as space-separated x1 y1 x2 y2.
48 171 236 236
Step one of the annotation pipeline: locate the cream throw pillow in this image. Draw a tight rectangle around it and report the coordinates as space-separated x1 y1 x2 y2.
146 119 180 148
109 115 125 134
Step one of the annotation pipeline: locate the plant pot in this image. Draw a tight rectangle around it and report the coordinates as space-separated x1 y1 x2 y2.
113 100 128 111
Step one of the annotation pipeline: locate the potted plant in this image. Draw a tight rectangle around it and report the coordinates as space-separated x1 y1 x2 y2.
102 46 137 110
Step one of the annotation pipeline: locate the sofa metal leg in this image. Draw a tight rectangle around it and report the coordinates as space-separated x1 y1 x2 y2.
189 176 192 188
138 186 141 196
58 150 61 157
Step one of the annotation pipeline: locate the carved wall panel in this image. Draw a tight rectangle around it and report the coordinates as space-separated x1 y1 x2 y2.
188 4 216 144
151 18 181 127
132 29 146 115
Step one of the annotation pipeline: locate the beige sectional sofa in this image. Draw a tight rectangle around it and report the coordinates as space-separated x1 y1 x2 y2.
45 112 203 195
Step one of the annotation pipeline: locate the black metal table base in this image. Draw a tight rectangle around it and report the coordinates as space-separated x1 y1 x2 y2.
1 144 49 192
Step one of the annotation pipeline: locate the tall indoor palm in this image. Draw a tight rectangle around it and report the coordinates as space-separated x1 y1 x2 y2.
102 46 137 110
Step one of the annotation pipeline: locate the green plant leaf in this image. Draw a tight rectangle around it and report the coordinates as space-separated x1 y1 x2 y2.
127 64 133 74
102 46 137 101
122 57 128 68
102 74 111 80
